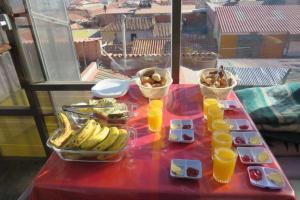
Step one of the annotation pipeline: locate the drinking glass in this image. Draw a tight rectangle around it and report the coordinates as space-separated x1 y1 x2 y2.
213 147 237 183
203 98 218 120
211 131 232 155
207 106 224 131
147 108 162 132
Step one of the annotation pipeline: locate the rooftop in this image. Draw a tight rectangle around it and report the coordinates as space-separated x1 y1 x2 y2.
216 5 300 34
153 23 171 38
100 17 154 32
131 38 170 55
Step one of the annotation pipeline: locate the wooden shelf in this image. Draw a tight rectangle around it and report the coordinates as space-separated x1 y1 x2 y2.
0 43 11 54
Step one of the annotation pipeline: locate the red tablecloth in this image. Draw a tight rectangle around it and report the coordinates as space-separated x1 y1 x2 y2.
30 84 296 200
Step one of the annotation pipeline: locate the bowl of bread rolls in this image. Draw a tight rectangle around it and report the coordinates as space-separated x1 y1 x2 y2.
136 67 173 99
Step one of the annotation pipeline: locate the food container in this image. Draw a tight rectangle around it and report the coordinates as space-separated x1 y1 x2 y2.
237 147 273 165
136 67 173 99
62 101 137 125
219 100 240 111
247 166 285 189
232 132 263 146
169 129 194 143
47 126 136 162
199 68 237 99
170 159 202 180
226 119 253 131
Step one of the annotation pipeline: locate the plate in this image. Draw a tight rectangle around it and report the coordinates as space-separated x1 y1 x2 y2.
237 147 272 164
247 166 285 189
170 159 202 180
232 132 263 146
91 79 129 98
169 129 194 143
226 119 253 131
170 119 193 130
219 100 240 110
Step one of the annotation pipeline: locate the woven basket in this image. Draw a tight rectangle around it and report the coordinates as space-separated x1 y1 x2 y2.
199 68 237 99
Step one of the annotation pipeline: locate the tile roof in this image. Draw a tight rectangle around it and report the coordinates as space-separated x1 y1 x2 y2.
216 5 300 34
131 39 171 55
70 23 84 29
68 13 89 22
153 23 171 38
100 17 154 32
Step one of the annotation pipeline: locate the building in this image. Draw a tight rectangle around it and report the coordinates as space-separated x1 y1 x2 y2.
100 16 155 43
211 5 300 58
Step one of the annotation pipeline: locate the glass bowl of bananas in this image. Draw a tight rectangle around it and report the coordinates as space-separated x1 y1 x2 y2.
47 112 136 162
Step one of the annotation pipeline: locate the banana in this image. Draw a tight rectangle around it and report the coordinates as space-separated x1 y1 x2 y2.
94 127 120 151
80 125 110 149
50 112 73 147
62 133 77 149
73 119 97 148
107 129 129 151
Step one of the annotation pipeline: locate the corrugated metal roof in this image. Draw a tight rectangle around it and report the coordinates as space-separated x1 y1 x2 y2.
131 39 170 55
216 5 300 34
101 17 154 32
153 23 171 38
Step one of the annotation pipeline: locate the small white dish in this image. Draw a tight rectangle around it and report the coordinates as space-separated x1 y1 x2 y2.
170 159 202 180
226 119 253 131
219 100 240 110
247 166 285 190
237 147 273 164
170 119 193 130
169 129 194 143
232 132 263 146
91 79 129 98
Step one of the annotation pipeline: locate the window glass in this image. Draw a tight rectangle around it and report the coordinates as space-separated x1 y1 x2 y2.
66 0 172 81
179 1 300 85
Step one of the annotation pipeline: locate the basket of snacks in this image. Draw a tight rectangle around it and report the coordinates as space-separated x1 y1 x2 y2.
199 66 237 99
136 67 173 99
47 112 136 162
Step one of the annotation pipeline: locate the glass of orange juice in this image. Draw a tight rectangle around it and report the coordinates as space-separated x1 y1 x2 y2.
211 131 232 155
213 147 237 183
147 108 162 132
207 106 224 132
149 99 163 110
203 98 218 120
212 119 232 132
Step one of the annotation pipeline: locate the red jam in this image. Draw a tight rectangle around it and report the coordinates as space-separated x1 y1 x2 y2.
183 134 193 140
239 124 249 130
235 136 246 144
182 125 192 129
187 167 199 177
249 169 263 181
229 104 237 109
242 155 254 163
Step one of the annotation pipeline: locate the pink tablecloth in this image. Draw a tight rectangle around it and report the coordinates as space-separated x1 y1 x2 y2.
30 84 296 200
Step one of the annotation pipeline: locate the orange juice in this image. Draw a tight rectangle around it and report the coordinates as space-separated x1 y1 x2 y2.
207 106 224 131
149 100 163 110
212 119 232 132
203 98 218 119
147 108 162 132
213 148 237 183
211 131 232 155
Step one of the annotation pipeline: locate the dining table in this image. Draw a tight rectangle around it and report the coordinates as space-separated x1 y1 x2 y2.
29 84 296 200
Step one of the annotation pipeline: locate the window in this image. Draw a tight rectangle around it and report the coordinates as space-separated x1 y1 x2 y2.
131 33 137 41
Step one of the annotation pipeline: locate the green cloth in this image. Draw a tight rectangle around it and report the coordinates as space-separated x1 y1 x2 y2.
236 83 300 133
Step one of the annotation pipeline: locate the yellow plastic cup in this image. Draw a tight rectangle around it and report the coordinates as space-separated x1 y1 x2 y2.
203 98 218 120
147 108 162 132
207 106 224 131
213 147 237 183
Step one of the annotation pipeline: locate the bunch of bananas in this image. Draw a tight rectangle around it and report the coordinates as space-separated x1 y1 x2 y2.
50 113 129 153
